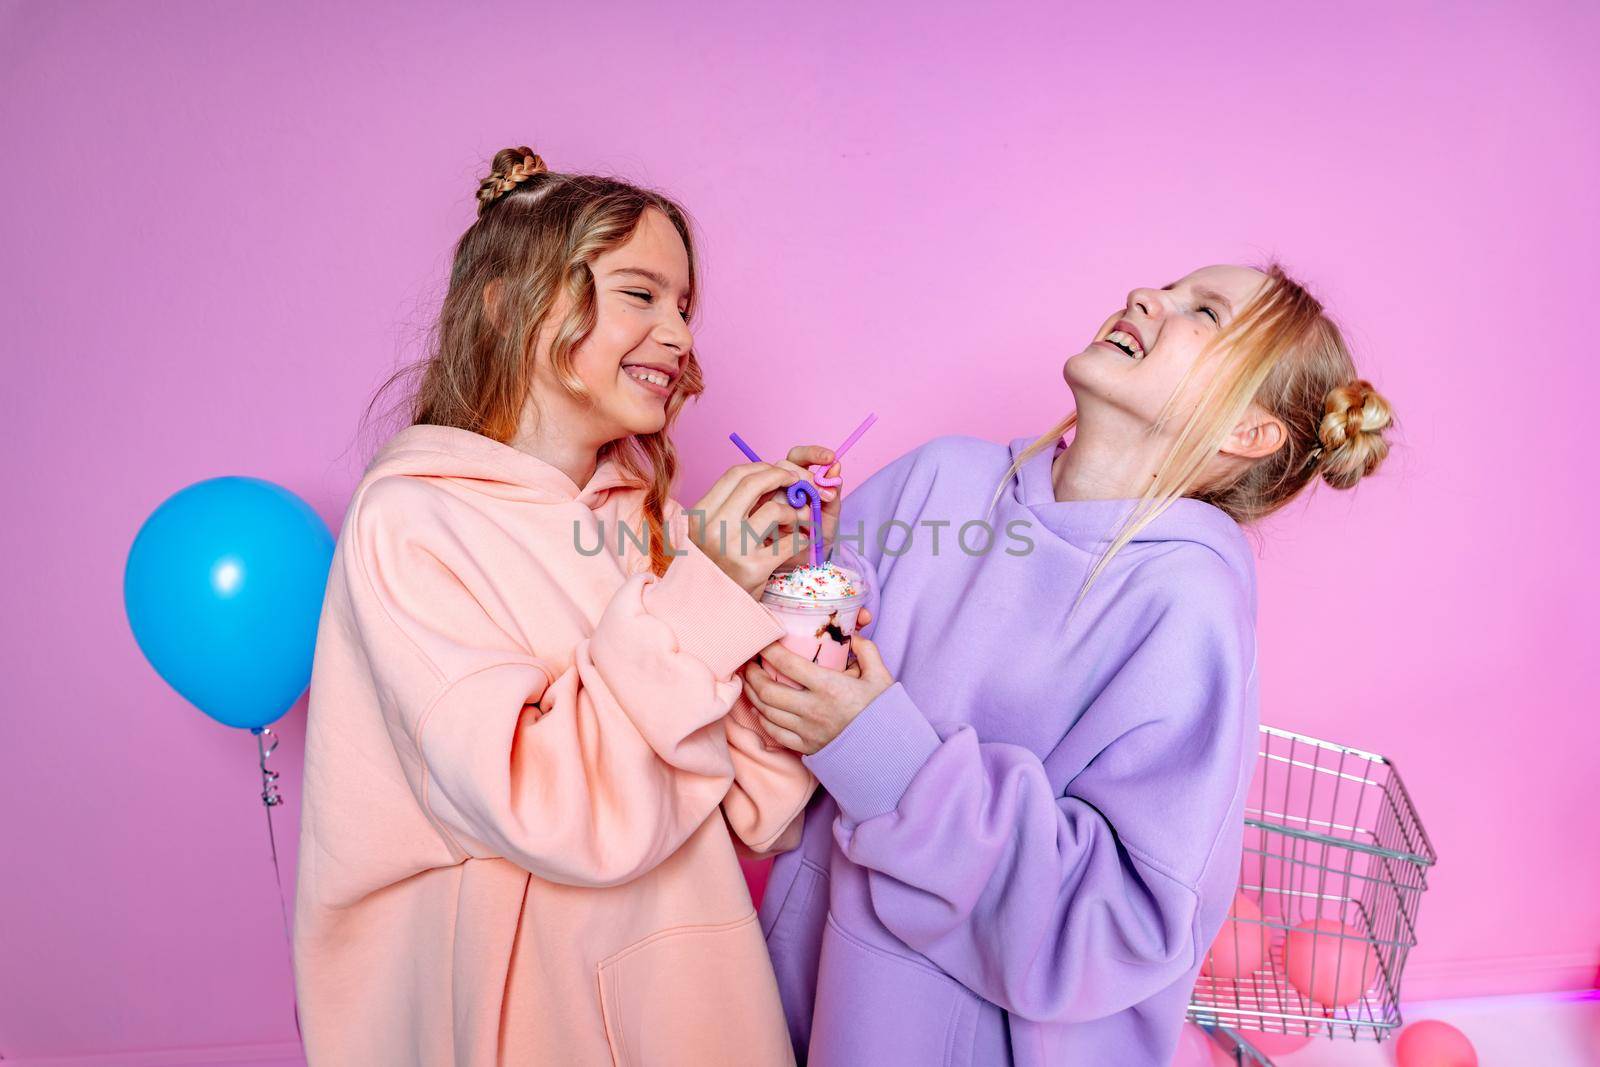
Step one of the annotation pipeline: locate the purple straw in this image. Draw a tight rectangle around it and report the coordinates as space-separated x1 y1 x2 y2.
727 432 825 566
729 432 763 464
795 486 823 567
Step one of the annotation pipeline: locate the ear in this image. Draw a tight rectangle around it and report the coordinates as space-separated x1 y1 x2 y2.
483 278 506 333
1220 403 1287 461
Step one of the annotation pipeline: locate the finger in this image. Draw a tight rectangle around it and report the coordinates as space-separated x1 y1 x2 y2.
747 520 808 564
723 464 808 521
756 717 809 754
740 674 780 718
785 445 836 468
771 536 811 564
754 484 828 520
855 607 873 628
743 674 807 720
747 689 806 734
850 633 892 683
747 498 806 539
698 461 776 514
759 640 834 692
743 661 808 713
770 460 818 491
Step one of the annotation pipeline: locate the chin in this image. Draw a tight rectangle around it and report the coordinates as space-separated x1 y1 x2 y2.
621 405 669 438
1061 347 1103 390
1063 347 1137 414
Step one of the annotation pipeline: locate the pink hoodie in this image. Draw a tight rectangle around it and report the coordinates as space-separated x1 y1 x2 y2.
293 425 814 1065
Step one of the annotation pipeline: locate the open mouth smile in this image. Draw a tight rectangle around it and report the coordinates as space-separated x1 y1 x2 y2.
1096 319 1147 360
621 362 677 398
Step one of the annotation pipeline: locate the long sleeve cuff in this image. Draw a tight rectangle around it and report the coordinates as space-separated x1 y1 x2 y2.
642 538 785 681
803 682 941 823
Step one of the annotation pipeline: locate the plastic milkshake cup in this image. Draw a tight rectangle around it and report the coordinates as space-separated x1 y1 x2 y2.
758 561 869 687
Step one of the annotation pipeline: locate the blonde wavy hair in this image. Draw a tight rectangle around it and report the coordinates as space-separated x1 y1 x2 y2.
370 145 705 576
1001 264 1394 600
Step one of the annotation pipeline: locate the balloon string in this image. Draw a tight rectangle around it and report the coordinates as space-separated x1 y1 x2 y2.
254 727 303 1044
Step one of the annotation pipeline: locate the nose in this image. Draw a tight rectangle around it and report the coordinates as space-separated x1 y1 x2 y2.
1127 287 1165 320
653 310 693 361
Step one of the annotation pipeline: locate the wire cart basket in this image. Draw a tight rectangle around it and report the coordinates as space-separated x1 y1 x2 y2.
1188 725 1438 1065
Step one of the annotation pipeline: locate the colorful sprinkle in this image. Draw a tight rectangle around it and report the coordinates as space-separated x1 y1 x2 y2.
764 561 859 600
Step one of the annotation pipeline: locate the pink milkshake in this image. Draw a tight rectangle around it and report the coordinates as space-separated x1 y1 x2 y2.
759 561 869 686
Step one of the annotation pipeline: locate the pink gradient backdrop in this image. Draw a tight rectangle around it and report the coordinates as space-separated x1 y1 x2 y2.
3 0 1595 1060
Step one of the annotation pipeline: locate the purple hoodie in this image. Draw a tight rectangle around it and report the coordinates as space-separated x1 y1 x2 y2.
760 435 1259 1066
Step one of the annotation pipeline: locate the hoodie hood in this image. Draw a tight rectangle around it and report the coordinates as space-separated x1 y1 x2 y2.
366 425 646 509
1008 434 1257 604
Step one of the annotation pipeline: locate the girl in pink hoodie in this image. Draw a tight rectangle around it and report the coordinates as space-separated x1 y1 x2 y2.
293 147 830 1065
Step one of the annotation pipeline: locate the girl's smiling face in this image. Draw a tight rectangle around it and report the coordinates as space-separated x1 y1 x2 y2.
532 207 694 443
1064 264 1269 429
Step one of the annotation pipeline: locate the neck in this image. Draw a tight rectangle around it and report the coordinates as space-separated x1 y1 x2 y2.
1050 403 1169 503
509 402 608 490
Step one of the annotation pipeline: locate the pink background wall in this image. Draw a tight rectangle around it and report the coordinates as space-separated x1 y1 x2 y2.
3 0 1596 1060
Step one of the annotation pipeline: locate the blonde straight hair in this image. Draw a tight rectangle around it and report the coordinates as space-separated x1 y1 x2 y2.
996 264 1394 602
369 146 704 577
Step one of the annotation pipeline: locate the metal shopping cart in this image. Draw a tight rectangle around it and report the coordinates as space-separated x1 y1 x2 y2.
1188 726 1438 1065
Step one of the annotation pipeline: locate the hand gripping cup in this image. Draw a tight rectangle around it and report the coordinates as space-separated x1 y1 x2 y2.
759 561 869 686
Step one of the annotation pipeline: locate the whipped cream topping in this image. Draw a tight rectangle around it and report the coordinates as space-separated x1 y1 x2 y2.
764 561 860 601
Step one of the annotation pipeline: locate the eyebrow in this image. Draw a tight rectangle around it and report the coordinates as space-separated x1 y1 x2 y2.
1161 282 1234 315
610 266 687 297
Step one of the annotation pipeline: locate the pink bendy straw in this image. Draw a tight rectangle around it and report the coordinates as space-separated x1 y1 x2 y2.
809 412 878 488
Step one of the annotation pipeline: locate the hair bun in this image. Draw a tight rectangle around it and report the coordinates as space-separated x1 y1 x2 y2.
475 145 549 214
1316 378 1392 489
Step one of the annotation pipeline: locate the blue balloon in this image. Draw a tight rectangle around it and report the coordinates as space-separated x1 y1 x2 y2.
124 477 335 730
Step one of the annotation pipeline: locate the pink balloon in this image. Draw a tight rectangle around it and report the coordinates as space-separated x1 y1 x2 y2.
1243 1029 1315 1055
1284 918 1376 1008
1396 1020 1478 1067
1201 892 1267 979
1257 893 1289 954
1172 1024 1235 1067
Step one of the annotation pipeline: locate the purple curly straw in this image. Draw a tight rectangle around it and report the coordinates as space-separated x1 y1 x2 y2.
728 433 824 566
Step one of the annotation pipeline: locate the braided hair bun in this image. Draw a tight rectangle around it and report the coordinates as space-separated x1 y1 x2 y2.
475 146 548 215
1316 378 1392 489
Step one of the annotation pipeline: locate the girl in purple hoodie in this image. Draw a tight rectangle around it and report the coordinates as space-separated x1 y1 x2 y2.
742 264 1396 1066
